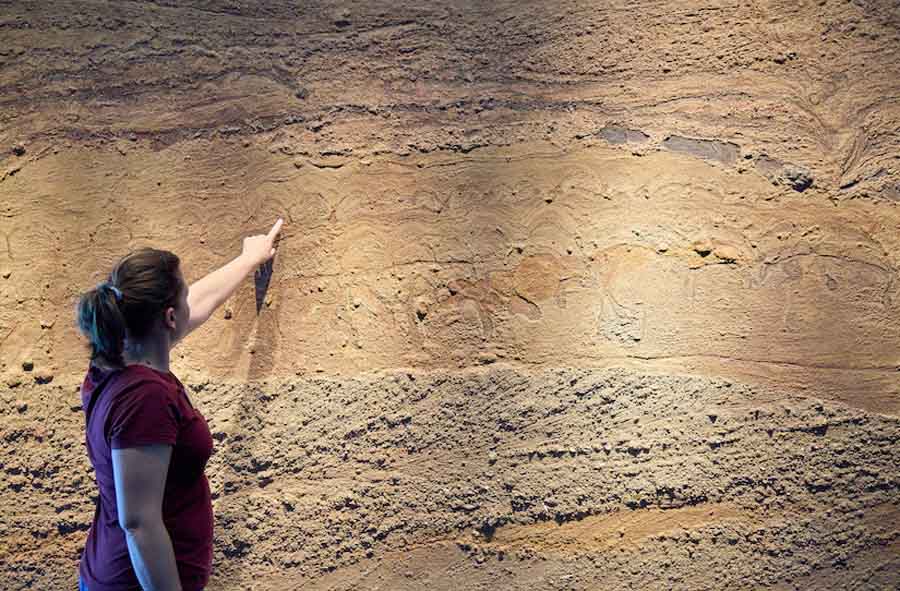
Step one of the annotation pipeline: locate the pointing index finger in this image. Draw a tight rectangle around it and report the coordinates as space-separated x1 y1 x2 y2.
267 217 284 240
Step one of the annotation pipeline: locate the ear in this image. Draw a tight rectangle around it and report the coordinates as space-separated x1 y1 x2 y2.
165 306 177 330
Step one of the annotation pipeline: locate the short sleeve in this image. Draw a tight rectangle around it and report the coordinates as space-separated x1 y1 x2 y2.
108 379 179 449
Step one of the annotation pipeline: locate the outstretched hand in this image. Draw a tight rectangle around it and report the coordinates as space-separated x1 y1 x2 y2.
242 218 283 267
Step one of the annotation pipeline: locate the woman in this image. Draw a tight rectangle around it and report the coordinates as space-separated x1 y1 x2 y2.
74 218 283 591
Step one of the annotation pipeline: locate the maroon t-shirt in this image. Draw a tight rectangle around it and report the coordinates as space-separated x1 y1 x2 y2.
79 362 214 591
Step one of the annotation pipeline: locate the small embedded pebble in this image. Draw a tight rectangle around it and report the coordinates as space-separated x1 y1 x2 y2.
692 239 713 257
34 371 54 384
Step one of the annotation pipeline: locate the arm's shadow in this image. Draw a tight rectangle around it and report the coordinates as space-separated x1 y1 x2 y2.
254 257 274 314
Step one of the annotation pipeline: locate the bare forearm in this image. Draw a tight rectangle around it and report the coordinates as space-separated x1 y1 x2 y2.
187 253 257 326
177 219 282 340
124 520 182 591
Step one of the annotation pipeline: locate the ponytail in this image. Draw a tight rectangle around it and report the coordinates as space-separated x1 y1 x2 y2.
77 282 127 367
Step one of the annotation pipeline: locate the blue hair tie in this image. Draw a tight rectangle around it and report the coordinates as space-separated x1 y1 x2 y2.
100 282 123 302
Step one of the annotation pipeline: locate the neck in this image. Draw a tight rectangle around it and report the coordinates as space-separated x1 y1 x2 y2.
123 337 170 373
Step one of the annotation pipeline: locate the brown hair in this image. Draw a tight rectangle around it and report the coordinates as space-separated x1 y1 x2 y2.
76 247 183 368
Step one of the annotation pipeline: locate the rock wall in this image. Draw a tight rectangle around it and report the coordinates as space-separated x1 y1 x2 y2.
1 1 898 589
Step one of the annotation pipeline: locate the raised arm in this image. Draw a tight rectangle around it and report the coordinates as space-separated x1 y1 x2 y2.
179 218 283 341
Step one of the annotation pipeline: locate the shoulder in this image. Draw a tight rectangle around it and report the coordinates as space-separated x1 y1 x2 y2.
106 368 183 447
117 366 179 398
107 367 183 420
